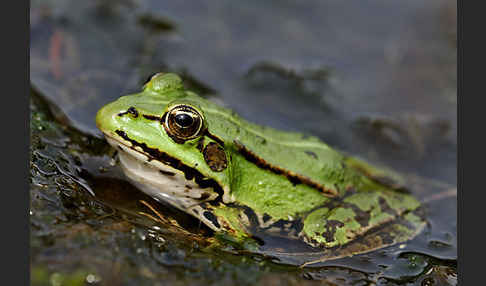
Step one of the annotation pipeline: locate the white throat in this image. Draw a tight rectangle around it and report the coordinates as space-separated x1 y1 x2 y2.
106 136 219 210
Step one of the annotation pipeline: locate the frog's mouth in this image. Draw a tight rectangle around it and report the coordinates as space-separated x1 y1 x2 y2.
102 130 228 206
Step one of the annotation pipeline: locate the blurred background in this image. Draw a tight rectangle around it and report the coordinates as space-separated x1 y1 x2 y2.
30 0 456 184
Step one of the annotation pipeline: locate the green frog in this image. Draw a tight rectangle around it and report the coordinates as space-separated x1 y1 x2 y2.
96 73 425 262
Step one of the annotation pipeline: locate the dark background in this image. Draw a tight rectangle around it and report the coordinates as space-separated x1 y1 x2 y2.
30 0 456 185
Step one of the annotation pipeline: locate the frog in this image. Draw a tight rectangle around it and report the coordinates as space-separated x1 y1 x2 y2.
96 73 425 262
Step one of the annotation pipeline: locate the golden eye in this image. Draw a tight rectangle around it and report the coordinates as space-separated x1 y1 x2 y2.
164 104 204 142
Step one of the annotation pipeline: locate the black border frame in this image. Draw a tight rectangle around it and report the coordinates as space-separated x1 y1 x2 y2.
458 0 481 285
4 0 30 284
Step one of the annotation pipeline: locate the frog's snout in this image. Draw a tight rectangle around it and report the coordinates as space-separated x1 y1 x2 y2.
96 100 124 134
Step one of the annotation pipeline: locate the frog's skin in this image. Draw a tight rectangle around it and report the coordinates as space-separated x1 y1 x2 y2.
96 73 425 259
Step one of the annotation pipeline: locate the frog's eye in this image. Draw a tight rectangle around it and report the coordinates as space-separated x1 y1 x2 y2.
164 104 204 142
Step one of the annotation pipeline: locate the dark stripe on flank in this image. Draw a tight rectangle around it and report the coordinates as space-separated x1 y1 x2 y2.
115 130 224 202
233 140 338 197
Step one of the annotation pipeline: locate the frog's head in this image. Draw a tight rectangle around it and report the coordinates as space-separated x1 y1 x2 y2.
96 73 233 210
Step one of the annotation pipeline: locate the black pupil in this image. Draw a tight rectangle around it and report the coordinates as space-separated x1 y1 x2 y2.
174 113 194 127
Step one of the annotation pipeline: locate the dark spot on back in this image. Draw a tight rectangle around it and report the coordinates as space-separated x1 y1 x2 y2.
378 197 397 215
321 220 345 243
345 202 371 227
261 218 304 237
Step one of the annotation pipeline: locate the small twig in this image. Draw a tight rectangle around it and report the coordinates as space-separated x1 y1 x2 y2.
138 211 163 223
139 200 167 222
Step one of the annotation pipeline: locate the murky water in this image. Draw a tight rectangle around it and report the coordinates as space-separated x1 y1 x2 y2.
30 0 456 285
